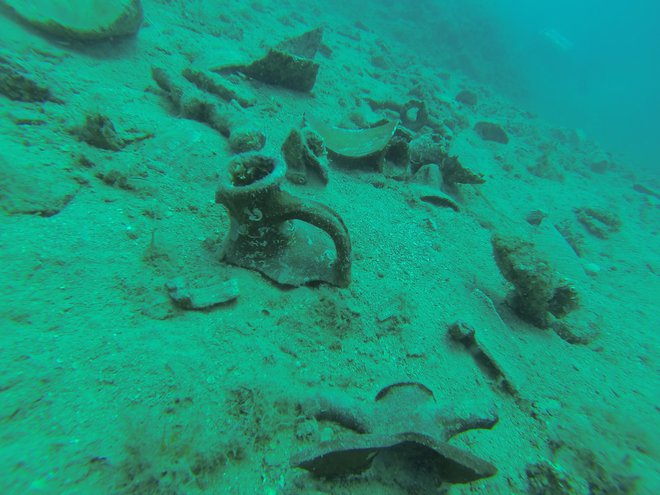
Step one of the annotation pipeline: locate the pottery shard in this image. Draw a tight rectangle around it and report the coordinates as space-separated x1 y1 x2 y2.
276 27 324 59
217 28 325 93
440 155 485 185
241 49 319 92
1 0 143 41
474 121 509 144
166 277 239 310
281 126 329 184
305 114 398 159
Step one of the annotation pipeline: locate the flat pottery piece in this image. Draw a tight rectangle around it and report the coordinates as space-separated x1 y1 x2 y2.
305 114 399 159
465 289 544 397
2 0 143 40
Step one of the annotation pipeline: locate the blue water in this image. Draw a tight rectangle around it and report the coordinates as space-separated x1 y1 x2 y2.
434 0 660 174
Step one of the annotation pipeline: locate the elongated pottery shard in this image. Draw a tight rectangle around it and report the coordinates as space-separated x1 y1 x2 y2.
1 0 143 41
305 114 398 159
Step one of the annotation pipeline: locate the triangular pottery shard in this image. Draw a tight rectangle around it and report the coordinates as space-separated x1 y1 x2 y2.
1 0 143 41
276 26 324 59
213 28 323 92
305 114 399 159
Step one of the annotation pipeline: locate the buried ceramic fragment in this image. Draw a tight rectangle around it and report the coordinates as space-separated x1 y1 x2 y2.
281 126 329 185
305 113 398 161
215 153 351 287
574 206 621 239
276 27 324 59
1 0 143 41
293 382 497 486
409 164 460 211
412 185 460 211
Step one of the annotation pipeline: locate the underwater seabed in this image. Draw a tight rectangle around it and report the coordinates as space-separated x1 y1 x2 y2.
0 0 658 494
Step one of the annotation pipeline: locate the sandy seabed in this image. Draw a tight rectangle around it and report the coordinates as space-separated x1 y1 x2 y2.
0 1 658 494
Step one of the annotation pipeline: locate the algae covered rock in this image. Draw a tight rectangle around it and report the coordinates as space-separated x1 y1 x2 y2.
440 154 485 185
1 0 143 41
491 234 579 328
